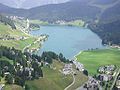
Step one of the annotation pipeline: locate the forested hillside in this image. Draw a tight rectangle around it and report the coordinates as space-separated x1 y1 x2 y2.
100 2 120 23
89 20 120 45
0 2 101 22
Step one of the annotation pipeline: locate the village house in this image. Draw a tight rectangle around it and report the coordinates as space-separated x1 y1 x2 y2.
98 65 115 74
110 45 120 49
62 64 72 75
84 77 99 90
72 60 84 71
55 20 66 25
98 74 113 81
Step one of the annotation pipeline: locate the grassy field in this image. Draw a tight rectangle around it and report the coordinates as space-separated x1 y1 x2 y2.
26 60 73 90
0 23 40 50
68 71 88 90
76 49 120 75
4 85 23 90
30 20 49 25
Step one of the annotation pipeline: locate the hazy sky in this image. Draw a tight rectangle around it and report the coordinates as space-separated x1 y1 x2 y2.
0 0 70 9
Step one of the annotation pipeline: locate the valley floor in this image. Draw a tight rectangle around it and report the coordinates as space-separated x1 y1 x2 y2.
76 48 120 76
76 48 120 90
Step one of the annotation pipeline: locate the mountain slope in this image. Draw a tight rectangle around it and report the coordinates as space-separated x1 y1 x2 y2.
0 2 101 22
0 0 120 22
89 19 120 45
0 3 27 16
100 2 120 23
90 0 120 45
28 2 101 22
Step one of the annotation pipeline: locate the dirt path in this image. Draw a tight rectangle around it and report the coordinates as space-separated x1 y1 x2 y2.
64 74 75 90
110 68 120 90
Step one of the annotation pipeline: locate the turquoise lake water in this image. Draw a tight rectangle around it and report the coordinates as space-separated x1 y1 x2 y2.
30 25 105 59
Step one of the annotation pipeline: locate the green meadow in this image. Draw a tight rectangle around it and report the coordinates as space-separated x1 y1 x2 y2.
76 49 120 75
26 61 73 90
0 23 40 50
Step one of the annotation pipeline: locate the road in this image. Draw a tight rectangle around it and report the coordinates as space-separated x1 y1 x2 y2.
110 68 120 90
22 37 39 53
64 73 75 90
22 36 46 53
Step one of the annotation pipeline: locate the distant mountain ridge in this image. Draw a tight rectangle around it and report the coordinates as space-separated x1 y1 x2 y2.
0 0 120 45
0 1 101 22
0 0 120 22
0 0 70 9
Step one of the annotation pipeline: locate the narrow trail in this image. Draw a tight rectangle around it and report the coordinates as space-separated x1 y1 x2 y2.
110 68 120 90
22 43 32 53
22 37 39 53
64 74 75 90
64 51 83 90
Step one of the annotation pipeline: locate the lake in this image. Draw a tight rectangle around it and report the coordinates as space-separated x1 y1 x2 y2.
30 25 105 59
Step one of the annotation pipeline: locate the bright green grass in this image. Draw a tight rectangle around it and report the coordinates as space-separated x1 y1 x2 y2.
4 85 23 90
0 56 13 65
26 61 73 90
76 49 120 75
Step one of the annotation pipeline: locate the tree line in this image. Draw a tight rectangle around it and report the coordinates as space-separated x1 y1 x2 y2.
89 20 120 46
0 46 69 88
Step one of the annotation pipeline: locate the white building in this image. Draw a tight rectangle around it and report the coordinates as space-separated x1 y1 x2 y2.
62 64 72 75
72 60 84 71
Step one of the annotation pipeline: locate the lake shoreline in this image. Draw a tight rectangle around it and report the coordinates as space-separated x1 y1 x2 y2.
30 23 88 31
30 25 105 58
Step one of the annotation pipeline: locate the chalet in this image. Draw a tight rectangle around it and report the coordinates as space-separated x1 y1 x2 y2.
98 65 115 74
84 77 99 90
98 74 113 81
72 60 84 71
62 64 72 75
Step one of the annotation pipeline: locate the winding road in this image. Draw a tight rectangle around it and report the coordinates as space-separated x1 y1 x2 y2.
64 73 75 90
110 68 120 90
